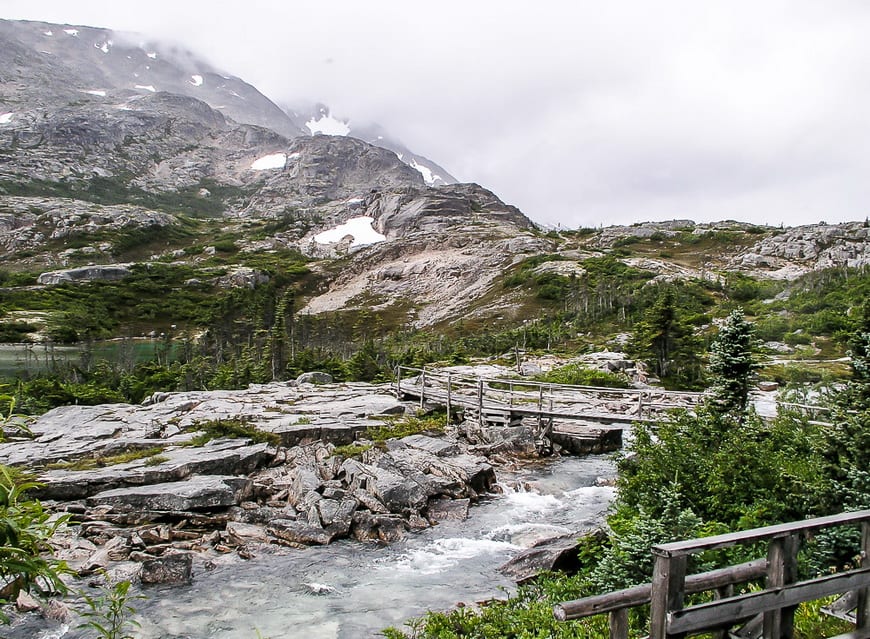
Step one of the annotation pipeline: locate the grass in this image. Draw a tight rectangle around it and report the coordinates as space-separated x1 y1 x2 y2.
364 411 446 442
331 443 372 459
46 446 166 471
181 418 280 447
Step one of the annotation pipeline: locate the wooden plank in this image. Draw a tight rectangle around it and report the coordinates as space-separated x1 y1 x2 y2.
554 560 766 620
858 521 870 631
667 568 870 635
610 608 629 639
655 511 870 557
650 553 687 639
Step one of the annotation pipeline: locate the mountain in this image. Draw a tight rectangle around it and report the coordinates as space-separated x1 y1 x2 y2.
0 17 537 335
1 17 868 368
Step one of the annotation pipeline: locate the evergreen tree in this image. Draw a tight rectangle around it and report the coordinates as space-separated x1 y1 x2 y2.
708 308 758 420
629 287 700 386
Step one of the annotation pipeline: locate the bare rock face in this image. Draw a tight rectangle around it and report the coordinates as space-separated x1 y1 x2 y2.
729 221 870 278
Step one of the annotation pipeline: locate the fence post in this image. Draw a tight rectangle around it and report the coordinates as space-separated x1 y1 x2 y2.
858 521 870 631
477 379 485 426
538 385 544 430
764 534 799 639
420 368 426 409
649 550 687 639
509 381 514 407
446 373 452 424
637 391 644 418
396 366 402 398
609 608 629 639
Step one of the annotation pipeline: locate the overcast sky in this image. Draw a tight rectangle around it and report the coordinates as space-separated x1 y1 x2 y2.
5 1 870 228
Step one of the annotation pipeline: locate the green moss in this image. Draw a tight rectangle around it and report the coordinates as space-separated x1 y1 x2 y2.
331 443 372 459
182 418 280 447
46 446 166 471
364 412 445 442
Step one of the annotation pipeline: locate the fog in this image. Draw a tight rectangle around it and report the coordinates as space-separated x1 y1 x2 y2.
5 0 870 227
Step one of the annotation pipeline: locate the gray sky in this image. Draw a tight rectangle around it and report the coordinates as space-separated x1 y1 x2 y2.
5 0 870 228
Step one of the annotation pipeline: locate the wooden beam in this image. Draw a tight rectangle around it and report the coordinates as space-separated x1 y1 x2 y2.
655 510 870 557
764 534 799 638
667 568 870 635
858 521 870 632
554 559 767 621
649 552 687 639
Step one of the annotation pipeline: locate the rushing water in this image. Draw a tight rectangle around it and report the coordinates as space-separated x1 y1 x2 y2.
28 455 615 639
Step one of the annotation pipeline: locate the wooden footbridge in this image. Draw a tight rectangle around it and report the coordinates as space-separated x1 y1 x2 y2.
393 366 706 452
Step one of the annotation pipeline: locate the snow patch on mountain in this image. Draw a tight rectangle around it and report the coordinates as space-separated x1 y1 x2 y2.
190 75 203 87
83 90 106 97
63 29 78 37
146 52 157 59
306 113 350 136
250 153 287 171
135 85 156 93
314 217 386 247
43 30 53 36
409 159 442 186
96 42 110 54
0 113 13 125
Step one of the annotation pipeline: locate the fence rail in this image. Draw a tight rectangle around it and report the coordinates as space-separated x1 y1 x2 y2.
554 509 870 639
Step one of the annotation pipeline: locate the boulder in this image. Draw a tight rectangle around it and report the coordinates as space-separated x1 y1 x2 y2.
375 515 406 542
426 497 470 523
140 552 193 585
225 522 271 545
37 265 132 285
296 372 334 385
401 434 461 457
499 530 605 583
267 518 333 545
351 511 379 541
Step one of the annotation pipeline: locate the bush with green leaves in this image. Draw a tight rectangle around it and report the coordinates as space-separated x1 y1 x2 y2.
0 468 68 619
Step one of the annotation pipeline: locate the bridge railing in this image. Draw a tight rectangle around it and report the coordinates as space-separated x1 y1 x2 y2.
554 509 870 639
394 365 706 422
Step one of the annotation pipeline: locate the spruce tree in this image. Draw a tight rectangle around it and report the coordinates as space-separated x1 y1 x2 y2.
708 308 758 419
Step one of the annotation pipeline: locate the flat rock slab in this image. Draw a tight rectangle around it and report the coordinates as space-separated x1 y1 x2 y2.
37 441 273 501
401 434 461 457
86 475 251 512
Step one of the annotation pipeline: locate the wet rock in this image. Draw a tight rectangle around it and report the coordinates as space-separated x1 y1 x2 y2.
267 519 333 545
225 522 271 545
296 372 334 385
140 552 193 585
426 497 470 523
79 536 130 574
374 515 406 542
498 530 605 583
15 590 40 612
351 511 378 541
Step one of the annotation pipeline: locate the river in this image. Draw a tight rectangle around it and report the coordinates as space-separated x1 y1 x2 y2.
29 455 614 639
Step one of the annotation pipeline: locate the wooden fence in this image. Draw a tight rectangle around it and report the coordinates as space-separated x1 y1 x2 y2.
554 509 870 639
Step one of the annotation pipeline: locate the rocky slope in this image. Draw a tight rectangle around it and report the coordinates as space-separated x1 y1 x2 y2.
1 18 869 338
